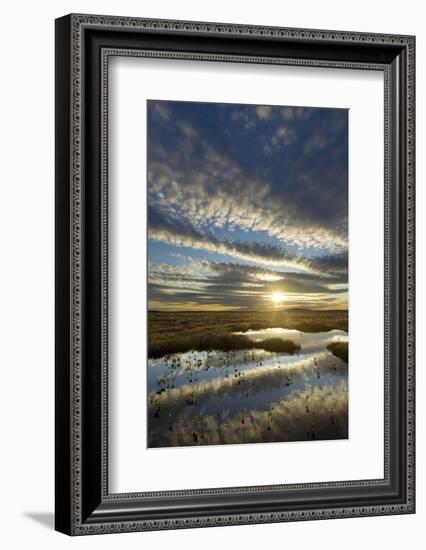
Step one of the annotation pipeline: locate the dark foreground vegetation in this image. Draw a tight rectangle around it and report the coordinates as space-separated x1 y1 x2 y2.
327 341 349 363
149 333 300 358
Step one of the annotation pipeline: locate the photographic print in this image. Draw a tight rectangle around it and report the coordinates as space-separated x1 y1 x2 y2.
147 100 348 448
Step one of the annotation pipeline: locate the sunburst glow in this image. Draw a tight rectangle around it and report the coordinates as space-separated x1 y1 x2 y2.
270 291 287 303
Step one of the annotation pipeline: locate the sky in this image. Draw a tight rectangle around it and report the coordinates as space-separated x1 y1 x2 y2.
147 100 348 311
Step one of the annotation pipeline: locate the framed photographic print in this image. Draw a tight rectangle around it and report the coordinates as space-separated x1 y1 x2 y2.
55 14 415 535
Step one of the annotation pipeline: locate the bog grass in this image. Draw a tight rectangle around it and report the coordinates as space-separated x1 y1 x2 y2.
327 341 348 363
148 309 348 358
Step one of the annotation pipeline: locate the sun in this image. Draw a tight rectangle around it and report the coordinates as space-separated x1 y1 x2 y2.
270 291 287 304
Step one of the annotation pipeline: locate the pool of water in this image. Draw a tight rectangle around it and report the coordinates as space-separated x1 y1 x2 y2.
147 328 348 448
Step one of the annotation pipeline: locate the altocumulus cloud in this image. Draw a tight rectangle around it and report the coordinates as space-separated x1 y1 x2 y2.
148 100 348 252
147 100 348 310
148 205 347 276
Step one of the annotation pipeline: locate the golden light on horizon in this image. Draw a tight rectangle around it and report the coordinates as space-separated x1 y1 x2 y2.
270 291 287 304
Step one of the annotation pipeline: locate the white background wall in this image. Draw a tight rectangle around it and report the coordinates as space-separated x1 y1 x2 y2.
0 0 423 548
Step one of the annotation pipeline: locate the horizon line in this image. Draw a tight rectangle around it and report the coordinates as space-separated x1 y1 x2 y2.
148 307 349 313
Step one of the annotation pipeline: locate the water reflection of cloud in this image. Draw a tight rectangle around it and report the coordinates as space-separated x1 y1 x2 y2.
147 328 349 448
149 382 348 447
151 351 344 405
234 328 348 351
149 351 346 433
149 348 269 374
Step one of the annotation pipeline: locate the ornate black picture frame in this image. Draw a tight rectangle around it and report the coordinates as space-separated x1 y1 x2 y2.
55 14 415 535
